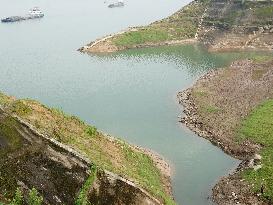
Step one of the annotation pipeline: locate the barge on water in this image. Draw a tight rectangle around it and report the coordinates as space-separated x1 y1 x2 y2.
1 7 44 23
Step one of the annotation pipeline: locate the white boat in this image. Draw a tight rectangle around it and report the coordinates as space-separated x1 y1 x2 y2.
108 1 124 8
28 7 44 18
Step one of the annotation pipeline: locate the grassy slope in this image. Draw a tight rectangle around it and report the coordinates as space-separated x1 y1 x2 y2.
0 94 174 205
112 0 208 48
239 99 273 201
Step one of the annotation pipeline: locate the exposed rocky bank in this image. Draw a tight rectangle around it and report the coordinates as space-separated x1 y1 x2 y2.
178 57 273 205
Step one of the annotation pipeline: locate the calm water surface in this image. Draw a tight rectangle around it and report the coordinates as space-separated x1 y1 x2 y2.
0 0 254 204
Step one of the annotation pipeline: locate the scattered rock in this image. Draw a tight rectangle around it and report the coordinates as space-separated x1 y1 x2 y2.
254 154 262 161
254 165 263 171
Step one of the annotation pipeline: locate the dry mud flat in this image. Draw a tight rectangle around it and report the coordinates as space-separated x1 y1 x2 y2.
178 58 273 205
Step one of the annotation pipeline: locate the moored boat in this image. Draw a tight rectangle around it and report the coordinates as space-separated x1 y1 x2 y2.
1 16 23 23
1 7 44 23
108 1 124 8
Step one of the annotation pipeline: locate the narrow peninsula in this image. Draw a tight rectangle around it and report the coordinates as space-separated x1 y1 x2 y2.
79 0 273 53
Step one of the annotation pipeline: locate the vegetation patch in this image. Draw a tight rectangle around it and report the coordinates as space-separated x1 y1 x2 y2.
0 116 22 155
251 69 268 80
120 143 175 205
192 90 208 97
27 188 43 205
202 105 221 113
7 188 43 205
10 101 32 116
113 28 169 47
254 6 273 18
239 99 273 201
250 55 273 63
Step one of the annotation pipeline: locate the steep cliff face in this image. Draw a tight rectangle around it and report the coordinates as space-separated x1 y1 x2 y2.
199 0 273 51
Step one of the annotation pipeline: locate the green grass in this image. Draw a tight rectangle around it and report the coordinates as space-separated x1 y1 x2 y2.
239 99 273 201
120 143 175 205
0 94 12 107
255 6 273 18
113 28 169 47
251 55 273 63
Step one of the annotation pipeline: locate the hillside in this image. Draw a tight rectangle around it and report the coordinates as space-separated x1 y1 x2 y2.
79 0 273 53
0 94 174 205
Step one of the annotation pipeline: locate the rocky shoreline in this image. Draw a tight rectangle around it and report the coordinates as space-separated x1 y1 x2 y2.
177 74 260 160
79 33 197 53
177 59 273 205
178 88 265 205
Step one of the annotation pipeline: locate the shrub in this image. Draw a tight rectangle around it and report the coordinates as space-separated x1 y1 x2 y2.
85 126 97 137
28 188 43 205
10 188 23 205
